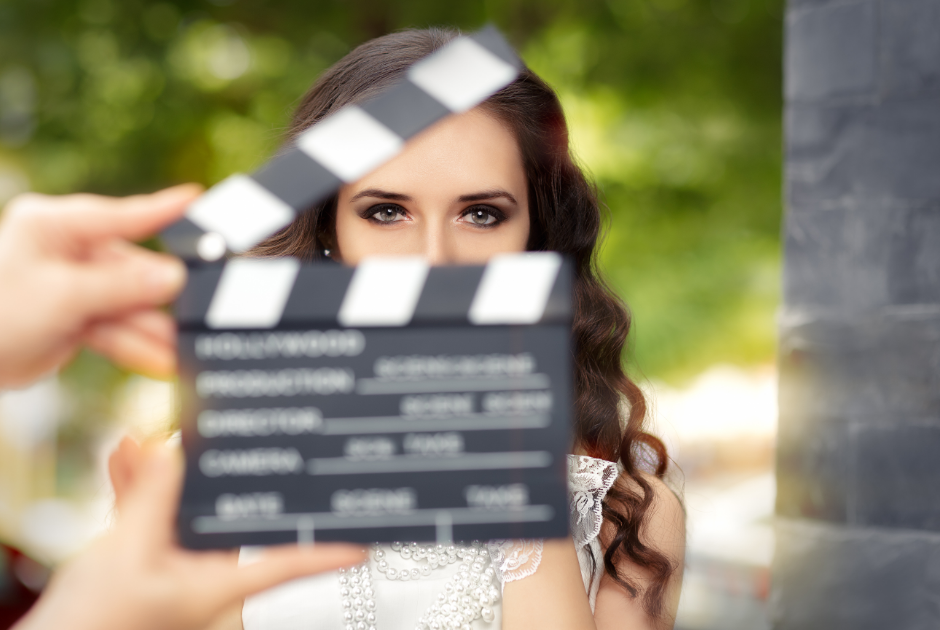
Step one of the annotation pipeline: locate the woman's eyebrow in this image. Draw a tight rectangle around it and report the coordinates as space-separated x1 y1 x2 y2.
350 188 412 202
457 190 518 204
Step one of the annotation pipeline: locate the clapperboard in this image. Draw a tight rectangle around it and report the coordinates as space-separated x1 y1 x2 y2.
164 27 574 548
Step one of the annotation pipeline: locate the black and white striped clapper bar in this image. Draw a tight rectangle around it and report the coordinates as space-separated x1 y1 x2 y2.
161 26 522 262
166 27 574 547
176 254 573 547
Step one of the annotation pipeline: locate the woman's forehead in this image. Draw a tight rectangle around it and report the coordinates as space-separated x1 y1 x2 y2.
341 108 526 200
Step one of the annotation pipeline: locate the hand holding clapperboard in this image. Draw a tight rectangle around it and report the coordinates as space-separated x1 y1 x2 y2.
163 27 573 548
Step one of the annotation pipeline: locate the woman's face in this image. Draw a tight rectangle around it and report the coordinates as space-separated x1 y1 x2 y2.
333 108 530 265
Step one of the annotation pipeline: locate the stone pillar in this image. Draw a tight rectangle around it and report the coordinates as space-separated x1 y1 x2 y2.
775 0 940 627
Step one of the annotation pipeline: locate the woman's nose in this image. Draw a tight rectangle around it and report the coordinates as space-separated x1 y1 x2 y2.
422 223 454 266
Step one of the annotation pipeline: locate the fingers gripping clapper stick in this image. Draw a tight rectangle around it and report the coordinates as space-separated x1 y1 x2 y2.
161 27 522 261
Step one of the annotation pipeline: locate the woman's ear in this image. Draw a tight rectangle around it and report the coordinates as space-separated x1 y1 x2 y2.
316 197 340 260
316 224 338 259
108 435 142 511
318 235 341 261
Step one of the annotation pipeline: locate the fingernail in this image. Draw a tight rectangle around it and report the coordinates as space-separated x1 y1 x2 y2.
147 259 187 296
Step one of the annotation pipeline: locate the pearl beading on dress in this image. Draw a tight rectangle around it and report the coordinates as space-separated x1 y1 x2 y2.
338 564 377 630
245 456 625 630
338 541 501 630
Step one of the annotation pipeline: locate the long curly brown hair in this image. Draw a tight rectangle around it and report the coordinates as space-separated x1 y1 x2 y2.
251 27 675 620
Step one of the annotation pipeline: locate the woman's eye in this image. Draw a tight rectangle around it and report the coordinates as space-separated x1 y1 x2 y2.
366 205 406 223
462 207 503 227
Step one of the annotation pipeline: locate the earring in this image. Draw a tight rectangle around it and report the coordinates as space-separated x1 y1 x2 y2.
323 249 332 257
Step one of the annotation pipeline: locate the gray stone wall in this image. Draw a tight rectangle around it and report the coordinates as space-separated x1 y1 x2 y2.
775 0 940 627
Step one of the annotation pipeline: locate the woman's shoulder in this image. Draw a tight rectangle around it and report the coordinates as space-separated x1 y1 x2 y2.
566 455 684 557
593 470 685 627
604 469 685 558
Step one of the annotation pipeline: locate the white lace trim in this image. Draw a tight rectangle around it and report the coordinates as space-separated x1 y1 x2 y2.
568 455 618 549
569 455 619 611
488 539 544 589
489 455 619 603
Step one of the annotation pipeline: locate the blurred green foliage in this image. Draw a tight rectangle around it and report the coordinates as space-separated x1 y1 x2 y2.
0 0 782 395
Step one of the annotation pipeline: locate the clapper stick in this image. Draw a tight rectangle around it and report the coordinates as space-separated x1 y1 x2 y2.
161 26 522 262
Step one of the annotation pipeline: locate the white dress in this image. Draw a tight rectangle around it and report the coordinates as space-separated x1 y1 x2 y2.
242 455 619 630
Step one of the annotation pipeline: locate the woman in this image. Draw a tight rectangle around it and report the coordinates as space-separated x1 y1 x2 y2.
236 26 686 630
139 26 683 630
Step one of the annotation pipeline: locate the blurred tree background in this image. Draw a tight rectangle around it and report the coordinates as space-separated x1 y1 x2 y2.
0 0 783 495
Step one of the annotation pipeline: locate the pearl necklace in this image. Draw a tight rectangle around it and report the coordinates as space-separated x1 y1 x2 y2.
338 541 501 630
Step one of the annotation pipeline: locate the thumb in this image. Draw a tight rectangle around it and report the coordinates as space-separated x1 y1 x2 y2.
119 442 182 546
108 436 142 511
74 248 186 319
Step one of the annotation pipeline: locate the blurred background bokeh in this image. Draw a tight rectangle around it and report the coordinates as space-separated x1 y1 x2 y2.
0 1 783 628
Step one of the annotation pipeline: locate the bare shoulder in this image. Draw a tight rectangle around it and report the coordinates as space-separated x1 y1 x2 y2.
594 471 685 630
623 471 685 559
